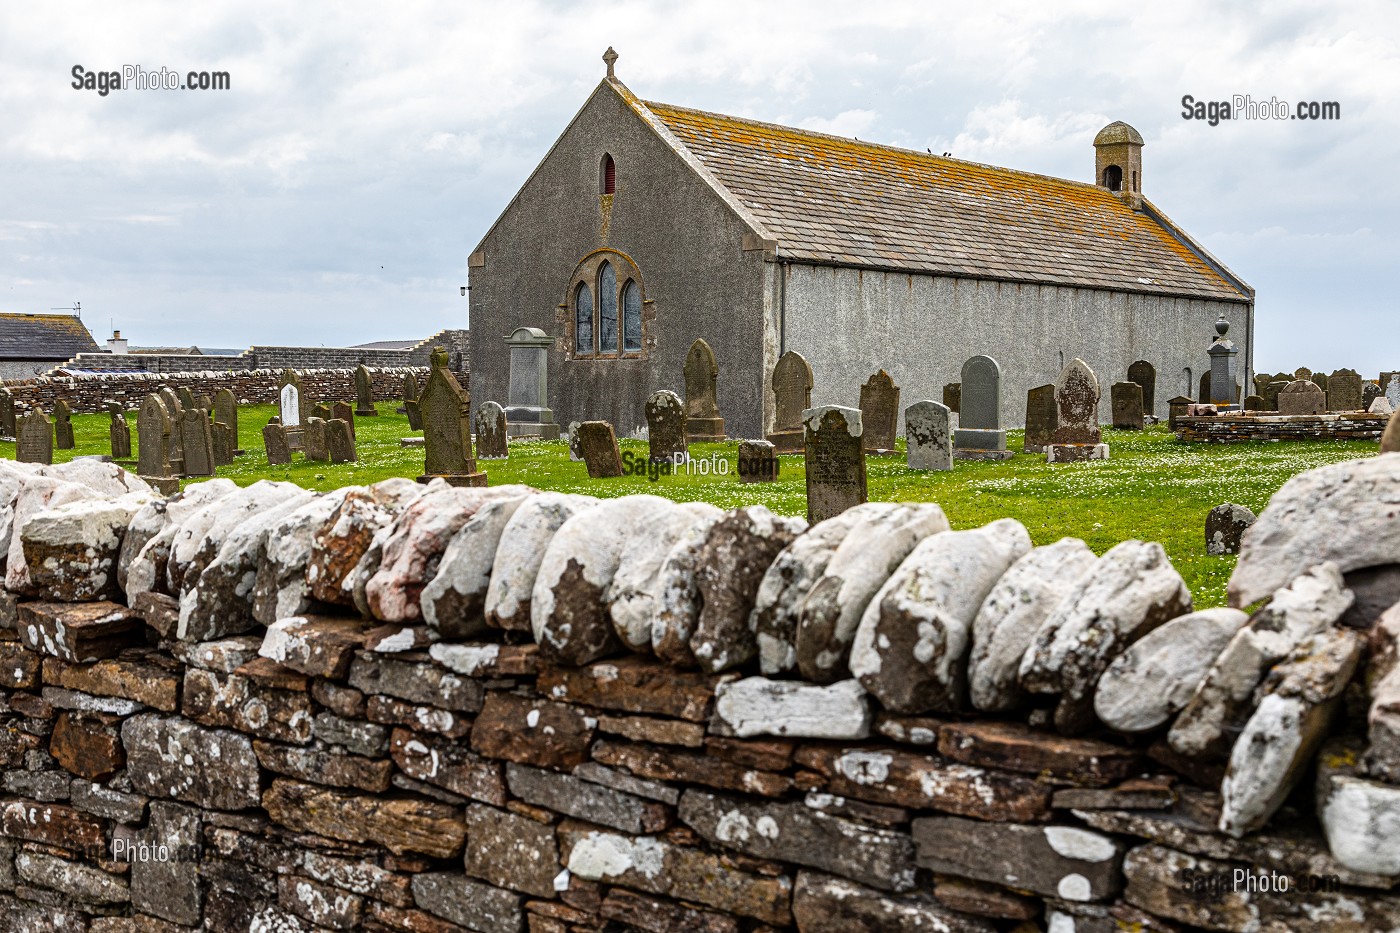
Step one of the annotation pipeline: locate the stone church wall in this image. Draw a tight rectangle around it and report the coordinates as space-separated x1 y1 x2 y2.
0 454 1394 931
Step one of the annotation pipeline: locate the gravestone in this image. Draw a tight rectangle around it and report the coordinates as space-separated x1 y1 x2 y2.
1127 360 1156 417
303 417 330 462
405 399 423 432
1327 369 1363 412
1048 359 1108 462
279 377 304 451
859 369 900 454
682 338 725 443
1206 503 1256 556
1294 367 1312 380
1167 395 1193 431
16 409 53 464
213 388 238 449
942 383 961 414
1278 379 1325 415
1243 395 1265 412
475 401 509 460
952 355 1010 460
331 402 356 443
645 390 687 463
1261 381 1289 411
264 423 292 466
327 418 356 463
1024 385 1057 453
1110 381 1144 430
1384 374 1400 411
313 403 332 423
0 387 15 439
53 399 75 449
565 421 583 461
577 421 623 478
417 347 486 486
399 371 420 415
1310 372 1329 396
211 421 234 467
803 406 867 523
177 386 197 411
503 326 560 439
159 387 181 419
137 395 178 490
767 350 812 453
1372 396 1396 416
108 404 131 459
194 394 213 413
1363 382 1381 410
905 400 952 472
738 439 778 483
355 364 377 416
180 408 216 477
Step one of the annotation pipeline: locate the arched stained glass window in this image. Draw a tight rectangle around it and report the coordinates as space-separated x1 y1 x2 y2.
574 282 593 354
598 261 618 353
622 280 642 352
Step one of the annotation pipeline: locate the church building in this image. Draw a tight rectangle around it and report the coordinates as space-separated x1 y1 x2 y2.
467 50 1253 438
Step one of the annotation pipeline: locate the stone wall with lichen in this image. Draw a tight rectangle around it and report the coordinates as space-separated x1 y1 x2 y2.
0 452 1396 932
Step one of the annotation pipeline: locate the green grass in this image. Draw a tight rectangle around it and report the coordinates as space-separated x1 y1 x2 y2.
6 403 1380 609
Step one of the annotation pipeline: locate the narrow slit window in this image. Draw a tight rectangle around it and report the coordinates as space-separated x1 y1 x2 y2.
601 154 616 194
622 280 642 351
597 261 618 353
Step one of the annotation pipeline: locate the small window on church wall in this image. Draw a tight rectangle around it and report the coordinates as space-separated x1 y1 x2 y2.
575 283 594 354
601 154 616 195
1103 165 1123 192
622 280 642 352
598 261 618 353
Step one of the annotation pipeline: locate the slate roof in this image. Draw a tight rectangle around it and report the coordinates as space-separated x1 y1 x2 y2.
639 99 1249 302
0 314 100 361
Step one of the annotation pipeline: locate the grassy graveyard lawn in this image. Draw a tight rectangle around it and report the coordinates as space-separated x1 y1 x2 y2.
5 402 1382 609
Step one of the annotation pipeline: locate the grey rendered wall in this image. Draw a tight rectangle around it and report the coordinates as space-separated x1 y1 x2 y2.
778 263 1252 430
469 83 770 439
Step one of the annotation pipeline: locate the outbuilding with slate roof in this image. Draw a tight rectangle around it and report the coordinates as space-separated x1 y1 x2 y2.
0 313 101 380
467 50 1253 437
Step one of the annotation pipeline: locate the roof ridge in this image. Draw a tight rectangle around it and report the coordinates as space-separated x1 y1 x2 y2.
641 98 1111 195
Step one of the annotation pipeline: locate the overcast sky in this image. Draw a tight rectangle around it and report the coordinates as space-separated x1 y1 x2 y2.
1 1 1394 373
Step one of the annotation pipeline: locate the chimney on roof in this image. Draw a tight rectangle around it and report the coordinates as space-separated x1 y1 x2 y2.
106 330 128 355
1094 121 1144 210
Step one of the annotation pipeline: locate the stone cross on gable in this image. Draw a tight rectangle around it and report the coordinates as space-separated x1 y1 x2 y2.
603 47 618 79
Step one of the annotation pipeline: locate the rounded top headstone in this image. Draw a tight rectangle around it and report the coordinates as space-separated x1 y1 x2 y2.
1055 358 1100 426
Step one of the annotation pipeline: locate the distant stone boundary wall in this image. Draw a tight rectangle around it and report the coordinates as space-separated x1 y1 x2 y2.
0 366 437 415
1178 412 1389 443
0 455 1395 931
55 327 470 376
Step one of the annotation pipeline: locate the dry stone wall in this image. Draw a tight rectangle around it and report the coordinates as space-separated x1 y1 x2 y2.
0 454 1396 932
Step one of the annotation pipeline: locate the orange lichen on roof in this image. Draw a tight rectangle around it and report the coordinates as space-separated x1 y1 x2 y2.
638 99 1247 302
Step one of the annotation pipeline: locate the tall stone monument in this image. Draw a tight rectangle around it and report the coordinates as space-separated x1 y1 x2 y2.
859 369 900 454
213 388 239 452
1208 316 1240 411
1023 385 1057 454
354 364 377 416
503 326 560 439
683 338 725 443
0 387 16 440
417 347 487 487
952 355 1011 460
766 350 812 454
1047 358 1109 462
1127 360 1156 419
645 390 687 463
108 404 131 460
803 405 867 523
905 400 952 471
16 409 52 465
53 399 75 450
475 401 509 460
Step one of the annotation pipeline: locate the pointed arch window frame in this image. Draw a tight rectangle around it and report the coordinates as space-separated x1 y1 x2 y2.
560 248 651 361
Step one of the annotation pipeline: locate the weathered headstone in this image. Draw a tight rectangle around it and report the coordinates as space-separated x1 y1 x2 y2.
1243 394 1265 411
1206 503 1256 556
577 421 623 478
1371 395 1395 416
108 404 131 459
331 401 355 443
503 326 560 438
327 418 356 463
180 408 216 477
767 350 812 453
159 387 181 419
1294 366 1312 380
943 382 961 414
312 402 332 423
803 405 867 523
1278 378 1325 415
303 417 330 462
399 371 420 415
354 364 377 416
1127 360 1156 416
211 421 234 467
1384 374 1400 411
53 398 75 449
405 399 422 432
952 355 1010 460
1326 369 1363 412
177 386 197 411
475 401 509 459
1023 384 1057 453
738 439 778 483
213 388 238 448
1262 380 1289 411
137 395 177 490
0 387 15 439
194 393 213 413
905 400 951 471
264 423 292 466
16 408 53 464
683 338 725 442
1311 371 1329 396
1167 395 1193 430
1110 381 1144 430
645 390 687 463
1047 358 1108 461
858 369 899 454
565 421 583 461
1363 381 1381 411
418 347 486 486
